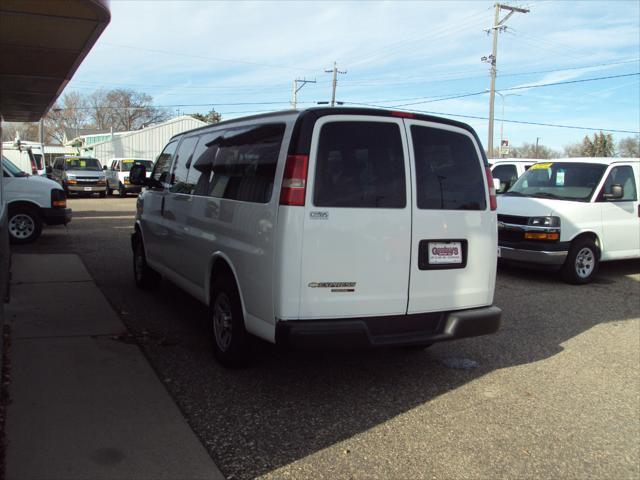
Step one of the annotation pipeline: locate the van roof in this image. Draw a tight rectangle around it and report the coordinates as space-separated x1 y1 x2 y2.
548 157 640 165
167 107 489 165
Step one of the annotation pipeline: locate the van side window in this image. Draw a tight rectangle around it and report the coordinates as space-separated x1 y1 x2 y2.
599 165 637 201
492 164 518 193
313 122 406 208
411 126 486 210
152 140 178 186
187 131 224 196
170 136 199 194
191 124 285 203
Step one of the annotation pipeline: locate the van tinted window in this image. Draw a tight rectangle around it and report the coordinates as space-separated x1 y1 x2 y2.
411 126 486 210
170 136 198 194
313 122 406 208
152 140 178 185
189 124 285 203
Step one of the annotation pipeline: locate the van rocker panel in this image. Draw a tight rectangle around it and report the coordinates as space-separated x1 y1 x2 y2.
276 306 501 348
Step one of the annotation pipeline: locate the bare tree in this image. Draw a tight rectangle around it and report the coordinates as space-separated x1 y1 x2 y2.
87 88 113 130
1 122 39 142
618 136 639 157
105 89 170 131
43 92 88 144
510 142 560 159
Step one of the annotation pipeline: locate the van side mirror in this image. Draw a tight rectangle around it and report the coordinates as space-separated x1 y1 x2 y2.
45 165 52 175
603 184 623 200
102 165 107 170
129 164 147 186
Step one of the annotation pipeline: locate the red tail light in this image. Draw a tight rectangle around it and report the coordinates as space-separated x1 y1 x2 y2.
485 166 497 211
280 154 309 206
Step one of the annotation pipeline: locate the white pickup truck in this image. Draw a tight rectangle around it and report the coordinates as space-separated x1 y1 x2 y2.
498 158 640 284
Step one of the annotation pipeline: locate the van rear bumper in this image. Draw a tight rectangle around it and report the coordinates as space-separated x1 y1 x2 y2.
276 306 501 349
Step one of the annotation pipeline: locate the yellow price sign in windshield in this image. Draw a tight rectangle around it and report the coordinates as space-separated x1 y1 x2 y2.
530 162 553 170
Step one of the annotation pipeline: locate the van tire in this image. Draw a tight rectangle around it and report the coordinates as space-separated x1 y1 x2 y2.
561 237 599 285
133 237 160 289
8 205 42 244
210 274 249 368
99 190 107 198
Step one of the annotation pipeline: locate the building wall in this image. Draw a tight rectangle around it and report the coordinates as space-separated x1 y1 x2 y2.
88 116 206 166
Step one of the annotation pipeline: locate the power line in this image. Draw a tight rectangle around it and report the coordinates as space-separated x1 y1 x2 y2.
341 100 639 134
342 72 640 107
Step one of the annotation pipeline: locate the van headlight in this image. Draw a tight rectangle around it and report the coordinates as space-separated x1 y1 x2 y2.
528 216 560 227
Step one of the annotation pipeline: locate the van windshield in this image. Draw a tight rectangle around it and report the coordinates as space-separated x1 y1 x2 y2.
505 162 607 201
65 157 102 171
122 159 153 171
2 156 29 177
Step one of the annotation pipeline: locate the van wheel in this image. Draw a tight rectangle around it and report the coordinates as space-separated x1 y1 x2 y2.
561 237 599 285
133 237 160 289
210 274 249 368
119 188 126 197
99 190 107 198
106 187 112 196
8 205 42 244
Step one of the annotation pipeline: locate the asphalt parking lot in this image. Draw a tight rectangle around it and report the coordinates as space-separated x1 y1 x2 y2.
13 196 640 480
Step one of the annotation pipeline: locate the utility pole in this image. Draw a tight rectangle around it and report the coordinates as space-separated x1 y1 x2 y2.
483 3 529 156
325 62 347 107
291 78 316 109
535 137 541 158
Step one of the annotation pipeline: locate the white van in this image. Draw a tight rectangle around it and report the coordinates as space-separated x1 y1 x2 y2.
2 156 71 244
498 158 640 284
490 158 538 194
129 108 501 366
105 158 153 196
1 143 46 176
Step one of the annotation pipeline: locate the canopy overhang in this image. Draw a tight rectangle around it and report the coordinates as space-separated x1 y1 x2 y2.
0 0 110 122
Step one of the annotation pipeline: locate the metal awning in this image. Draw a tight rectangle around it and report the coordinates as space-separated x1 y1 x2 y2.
0 0 110 122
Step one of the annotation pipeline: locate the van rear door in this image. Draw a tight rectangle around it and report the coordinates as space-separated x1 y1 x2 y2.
405 120 496 313
299 116 412 319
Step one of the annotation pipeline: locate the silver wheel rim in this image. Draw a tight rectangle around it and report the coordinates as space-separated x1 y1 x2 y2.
213 293 233 352
575 247 595 279
9 213 35 240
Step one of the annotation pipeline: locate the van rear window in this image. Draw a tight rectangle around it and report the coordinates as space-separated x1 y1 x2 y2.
313 122 406 208
411 126 486 210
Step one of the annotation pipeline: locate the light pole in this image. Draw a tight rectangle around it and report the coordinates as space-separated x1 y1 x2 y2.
495 92 520 157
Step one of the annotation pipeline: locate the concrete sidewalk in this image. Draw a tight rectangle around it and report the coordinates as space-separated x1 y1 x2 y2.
4 254 224 480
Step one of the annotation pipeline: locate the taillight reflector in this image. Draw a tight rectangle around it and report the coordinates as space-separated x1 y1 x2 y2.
485 166 497 211
280 154 309 206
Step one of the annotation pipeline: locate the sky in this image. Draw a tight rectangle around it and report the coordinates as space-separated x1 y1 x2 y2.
65 0 640 152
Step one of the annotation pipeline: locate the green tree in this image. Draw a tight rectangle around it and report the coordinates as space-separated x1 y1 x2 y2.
190 108 222 124
580 132 615 157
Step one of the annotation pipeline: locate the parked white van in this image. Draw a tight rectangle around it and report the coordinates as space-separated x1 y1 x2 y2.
498 158 640 284
2 156 71 244
2 142 46 176
129 108 501 366
105 158 153 197
490 158 538 193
